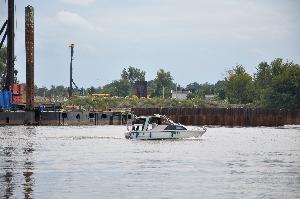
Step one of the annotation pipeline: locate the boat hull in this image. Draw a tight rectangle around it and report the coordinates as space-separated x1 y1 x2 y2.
125 130 206 140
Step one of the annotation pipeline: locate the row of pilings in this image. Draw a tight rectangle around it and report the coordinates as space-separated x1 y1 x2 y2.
132 108 300 126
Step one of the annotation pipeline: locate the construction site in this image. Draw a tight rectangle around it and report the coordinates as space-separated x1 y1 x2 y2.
0 1 133 126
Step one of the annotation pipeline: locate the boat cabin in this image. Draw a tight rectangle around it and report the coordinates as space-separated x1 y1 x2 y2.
131 115 181 131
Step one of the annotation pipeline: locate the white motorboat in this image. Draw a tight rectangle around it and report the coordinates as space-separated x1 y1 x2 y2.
125 114 206 140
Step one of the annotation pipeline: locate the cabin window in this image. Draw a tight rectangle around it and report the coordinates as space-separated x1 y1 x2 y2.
165 125 176 130
175 126 187 130
165 125 186 130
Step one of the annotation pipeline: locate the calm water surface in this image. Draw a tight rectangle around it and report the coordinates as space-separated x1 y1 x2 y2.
0 125 300 199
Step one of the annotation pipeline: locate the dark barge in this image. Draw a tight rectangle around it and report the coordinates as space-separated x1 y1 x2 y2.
0 111 133 126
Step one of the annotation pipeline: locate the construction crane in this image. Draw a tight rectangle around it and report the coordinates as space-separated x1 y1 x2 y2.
69 43 78 97
0 0 19 110
1 0 15 90
0 1 34 110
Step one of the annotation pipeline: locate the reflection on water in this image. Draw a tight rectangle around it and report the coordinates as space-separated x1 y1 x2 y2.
23 140 34 199
0 127 35 199
0 125 300 198
3 146 15 199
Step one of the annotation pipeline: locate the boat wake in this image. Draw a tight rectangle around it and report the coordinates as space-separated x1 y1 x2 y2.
72 136 124 140
45 136 124 140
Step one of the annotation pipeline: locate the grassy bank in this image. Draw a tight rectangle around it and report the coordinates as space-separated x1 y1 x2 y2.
63 96 247 111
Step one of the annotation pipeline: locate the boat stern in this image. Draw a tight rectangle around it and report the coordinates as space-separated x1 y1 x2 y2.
125 131 131 139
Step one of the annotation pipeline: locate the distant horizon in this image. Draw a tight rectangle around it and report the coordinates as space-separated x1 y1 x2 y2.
1 0 299 88
12 57 296 89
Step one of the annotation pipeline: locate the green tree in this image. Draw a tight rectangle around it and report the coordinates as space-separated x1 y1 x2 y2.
102 79 131 97
87 86 96 94
258 59 300 108
46 85 68 98
214 80 226 100
225 65 254 104
197 83 215 97
186 82 200 94
151 69 175 98
101 83 114 95
35 85 48 97
271 58 285 77
186 82 215 98
254 62 272 88
254 61 272 104
121 66 146 85
116 79 132 97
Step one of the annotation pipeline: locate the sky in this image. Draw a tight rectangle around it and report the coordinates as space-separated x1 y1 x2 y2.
0 0 299 88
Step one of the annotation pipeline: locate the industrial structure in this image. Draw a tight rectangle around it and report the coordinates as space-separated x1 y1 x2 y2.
0 1 38 113
134 81 147 98
5 0 15 90
0 1 133 126
69 43 79 97
171 89 191 100
0 0 25 109
25 5 35 110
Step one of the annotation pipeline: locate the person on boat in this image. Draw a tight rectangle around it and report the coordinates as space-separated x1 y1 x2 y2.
131 120 136 131
152 119 158 129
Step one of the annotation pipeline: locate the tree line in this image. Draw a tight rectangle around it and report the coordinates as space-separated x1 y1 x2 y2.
1 47 299 108
36 58 300 109
35 66 176 99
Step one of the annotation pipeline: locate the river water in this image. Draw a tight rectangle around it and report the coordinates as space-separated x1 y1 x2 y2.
0 125 299 199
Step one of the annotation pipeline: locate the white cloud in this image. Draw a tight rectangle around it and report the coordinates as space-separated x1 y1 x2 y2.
61 0 96 6
56 10 94 30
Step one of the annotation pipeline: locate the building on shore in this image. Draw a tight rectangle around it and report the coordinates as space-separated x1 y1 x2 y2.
171 89 191 100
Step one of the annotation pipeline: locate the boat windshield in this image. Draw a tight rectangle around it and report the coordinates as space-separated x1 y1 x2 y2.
164 125 187 130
